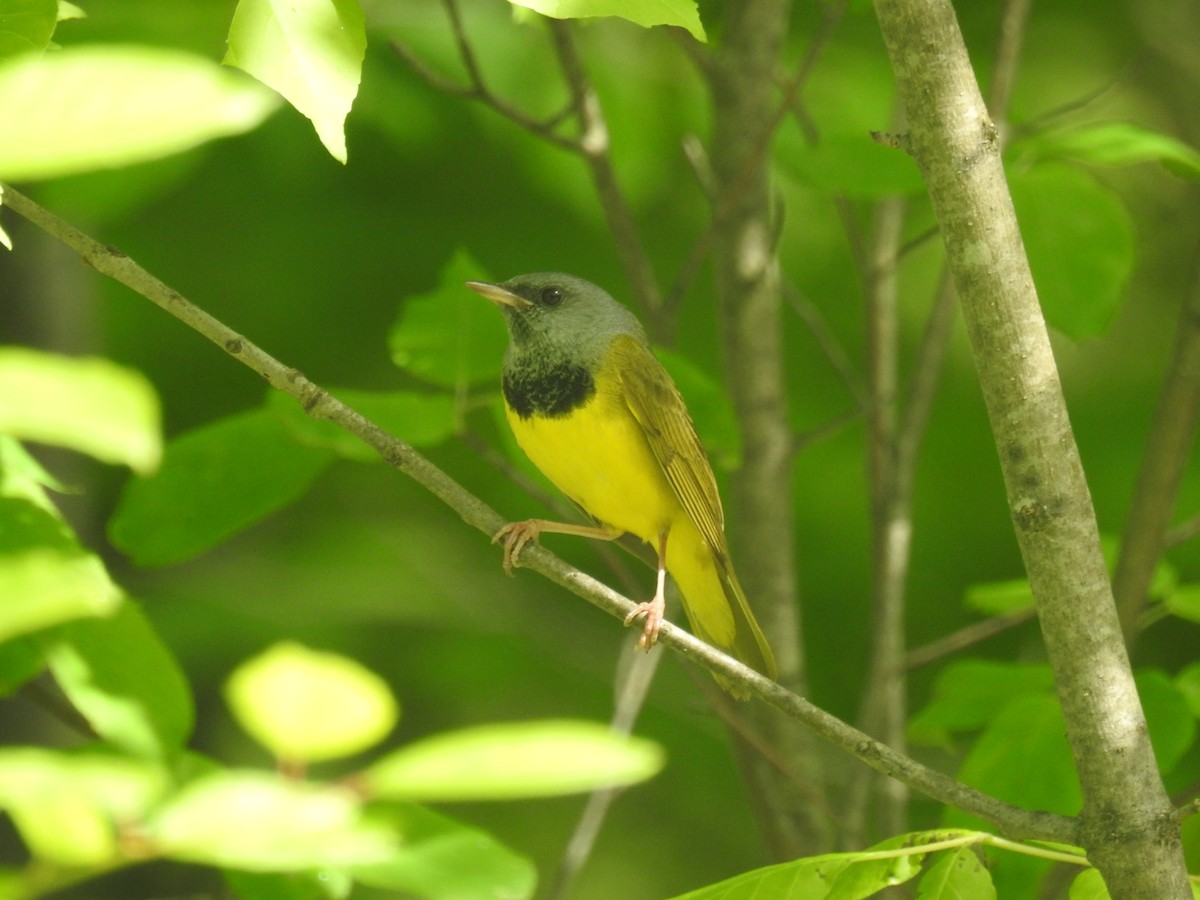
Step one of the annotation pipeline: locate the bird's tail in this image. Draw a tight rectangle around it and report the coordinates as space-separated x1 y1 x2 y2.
674 550 777 698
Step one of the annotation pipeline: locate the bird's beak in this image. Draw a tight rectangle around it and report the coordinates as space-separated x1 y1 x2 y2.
465 280 532 310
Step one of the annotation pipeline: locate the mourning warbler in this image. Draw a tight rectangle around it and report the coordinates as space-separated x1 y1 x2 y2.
467 273 777 694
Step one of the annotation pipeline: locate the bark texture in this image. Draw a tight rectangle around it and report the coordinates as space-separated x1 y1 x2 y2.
872 1 1190 895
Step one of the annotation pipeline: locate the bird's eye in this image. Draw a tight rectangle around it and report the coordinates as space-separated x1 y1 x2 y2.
540 287 564 307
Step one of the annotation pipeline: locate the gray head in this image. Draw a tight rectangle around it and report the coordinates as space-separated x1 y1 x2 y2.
466 272 645 365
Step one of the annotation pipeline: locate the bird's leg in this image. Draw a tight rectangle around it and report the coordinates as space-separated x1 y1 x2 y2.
624 529 669 650
492 519 622 574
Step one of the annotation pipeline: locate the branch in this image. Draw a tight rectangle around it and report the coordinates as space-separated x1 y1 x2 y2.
392 10 664 340
389 0 579 151
871 0 1191 894
0 182 1077 848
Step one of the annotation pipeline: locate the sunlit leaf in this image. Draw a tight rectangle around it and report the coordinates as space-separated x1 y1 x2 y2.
507 0 705 41
0 545 122 643
225 0 366 162
1067 868 1109 900
43 600 195 759
365 719 664 801
390 251 508 389
149 771 395 870
1009 165 1134 339
669 830 975 899
0 748 167 866
225 642 398 764
109 408 335 566
56 2 85 22
0 436 67 505
0 348 161 472
352 804 537 899
916 845 995 899
0 45 278 180
0 0 56 59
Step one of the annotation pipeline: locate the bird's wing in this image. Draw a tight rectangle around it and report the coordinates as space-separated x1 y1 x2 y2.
610 334 727 554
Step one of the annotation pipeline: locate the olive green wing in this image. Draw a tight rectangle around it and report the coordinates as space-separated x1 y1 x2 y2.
610 334 727 555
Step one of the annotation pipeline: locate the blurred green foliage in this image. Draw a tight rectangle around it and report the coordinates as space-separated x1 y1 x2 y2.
2 0 1200 897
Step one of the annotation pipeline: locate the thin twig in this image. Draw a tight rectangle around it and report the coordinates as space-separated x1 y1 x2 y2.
546 20 664 337
665 0 850 321
1 181 1079 847
905 607 1036 670
389 0 579 151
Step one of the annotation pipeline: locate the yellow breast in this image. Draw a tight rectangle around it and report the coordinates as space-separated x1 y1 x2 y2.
505 371 683 545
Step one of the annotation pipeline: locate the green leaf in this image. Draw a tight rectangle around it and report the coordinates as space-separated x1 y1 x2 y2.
267 388 458 462
824 832 930 899
669 831 974 900
0 435 68 504
109 408 335 566
224 869 354 900
507 0 705 41
365 719 664 801
351 804 537 900
963 578 1034 616
953 694 1081 819
1164 584 1200 624
43 600 195 759
1136 669 1196 774
1014 122 1200 181
658 349 741 471
1067 868 1109 900
224 0 366 163
1175 661 1200 719
56 2 85 22
916 846 995 899
390 250 509 389
225 642 398 764
908 660 1055 747
0 348 162 472
0 45 278 181
148 771 395 870
1008 165 1134 339
0 639 44 695
0 0 57 59
0 748 167 866
0 544 123 643
775 131 925 198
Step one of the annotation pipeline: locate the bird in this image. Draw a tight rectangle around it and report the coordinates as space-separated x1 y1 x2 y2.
466 272 777 696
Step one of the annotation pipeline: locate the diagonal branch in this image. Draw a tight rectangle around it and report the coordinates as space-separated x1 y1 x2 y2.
1 181 1077 848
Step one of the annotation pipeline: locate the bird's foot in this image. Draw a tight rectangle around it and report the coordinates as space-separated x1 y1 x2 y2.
492 520 540 575
623 593 665 650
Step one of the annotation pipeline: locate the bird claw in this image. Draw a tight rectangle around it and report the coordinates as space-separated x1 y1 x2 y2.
624 599 664 650
493 520 540 575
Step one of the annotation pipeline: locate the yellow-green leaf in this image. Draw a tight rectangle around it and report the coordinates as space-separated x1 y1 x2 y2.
226 642 398 764
0 348 161 472
224 0 366 162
